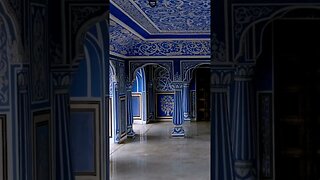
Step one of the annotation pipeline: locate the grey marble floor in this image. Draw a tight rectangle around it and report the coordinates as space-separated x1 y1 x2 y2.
110 121 210 180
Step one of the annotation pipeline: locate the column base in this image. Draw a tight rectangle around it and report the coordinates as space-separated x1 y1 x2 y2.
171 126 185 137
184 113 191 121
127 127 136 138
234 160 255 180
184 117 191 121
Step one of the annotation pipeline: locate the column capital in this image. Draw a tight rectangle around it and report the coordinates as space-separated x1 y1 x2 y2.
126 81 133 90
17 71 28 92
211 67 234 92
114 82 119 91
171 81 183 90
52 71 71 94
234 64 255 81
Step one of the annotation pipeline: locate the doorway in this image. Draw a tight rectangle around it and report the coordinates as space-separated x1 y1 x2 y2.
195 66 211 121
274 19 320 180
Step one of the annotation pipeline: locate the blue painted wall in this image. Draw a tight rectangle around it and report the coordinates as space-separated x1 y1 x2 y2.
132 69 145 120
70 29 103 98
70 111 95 173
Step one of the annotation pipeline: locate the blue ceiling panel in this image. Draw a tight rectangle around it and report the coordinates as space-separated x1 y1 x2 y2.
110 2 210 39
109 20 210 57
133 0 210 33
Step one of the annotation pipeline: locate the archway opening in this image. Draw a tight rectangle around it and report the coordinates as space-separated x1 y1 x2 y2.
193 64 211 121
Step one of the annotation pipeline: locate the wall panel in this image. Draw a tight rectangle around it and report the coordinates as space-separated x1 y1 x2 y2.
70 102 101 180
0 115 7 180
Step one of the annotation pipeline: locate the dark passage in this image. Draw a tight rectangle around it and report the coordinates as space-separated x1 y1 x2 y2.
274 19 320 180
195 66 210 121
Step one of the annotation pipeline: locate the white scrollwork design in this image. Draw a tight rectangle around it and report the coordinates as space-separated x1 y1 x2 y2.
71 6 102 33
31 6 48 101
110 20 210 57
133 0 210 33
234 6 274 39
0 17 9 105
212 33 226 62
154 67 173 92
111 0 159 33
160 95 174 116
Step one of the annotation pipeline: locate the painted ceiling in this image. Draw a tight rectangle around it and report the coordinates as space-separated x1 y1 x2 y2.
109 0 211 58
109 19 210 57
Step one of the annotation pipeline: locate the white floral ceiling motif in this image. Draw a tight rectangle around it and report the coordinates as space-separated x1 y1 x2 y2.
111 0 210 34
109 19 210 57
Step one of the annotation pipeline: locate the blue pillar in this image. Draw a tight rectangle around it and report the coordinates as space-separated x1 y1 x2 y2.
126 82 135 137
171 82 184 137
232 65 256 180
183 83 191 121
211 68 234 180
17 71 31 180
52 72 73 180
147 81 155 122
113 82 121 143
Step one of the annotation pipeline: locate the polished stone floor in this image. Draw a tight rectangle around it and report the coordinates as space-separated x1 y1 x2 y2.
110 121 210 180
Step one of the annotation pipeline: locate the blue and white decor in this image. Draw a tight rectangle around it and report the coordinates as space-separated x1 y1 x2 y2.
133 0 210 33
109 20 210 57
126 82 135 137
31 4 48 103
183 83 191 121
0 15 10 107
232 65 256 180
156 94 174 119
211 68 234 179
111 0 210 34
171 82 184 137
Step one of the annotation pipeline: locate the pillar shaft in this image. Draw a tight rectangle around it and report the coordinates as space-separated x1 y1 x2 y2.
17 71 31 180
183 83 191 121
52 72 73 180
171 82 184 137
211 68 234 180
147 81 155 121
232 65 256 180
113 83 121 143
126 82 135 137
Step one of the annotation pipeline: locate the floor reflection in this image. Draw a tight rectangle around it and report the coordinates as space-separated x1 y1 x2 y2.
110 121 210 180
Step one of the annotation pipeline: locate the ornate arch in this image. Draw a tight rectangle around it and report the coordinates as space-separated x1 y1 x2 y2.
233 4 320 62
0 1 22 107
129 61 173 82
69 3 108 68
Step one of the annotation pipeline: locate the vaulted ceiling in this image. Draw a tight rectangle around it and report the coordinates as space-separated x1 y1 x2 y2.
109 0 211 58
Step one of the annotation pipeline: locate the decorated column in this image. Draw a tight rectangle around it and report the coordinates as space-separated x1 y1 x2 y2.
171 82 184 137
232 64 256 180
113 82 121 143
147 81 155 121
211 68 234 180
17 71 31 180
52 71 73 180
183 83 191 121
126 82 135 137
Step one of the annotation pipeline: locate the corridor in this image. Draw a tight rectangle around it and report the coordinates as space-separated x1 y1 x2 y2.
110 122 210 180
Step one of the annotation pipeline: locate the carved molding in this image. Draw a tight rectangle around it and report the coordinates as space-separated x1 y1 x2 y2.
233 6 274 39
212 33 226 62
